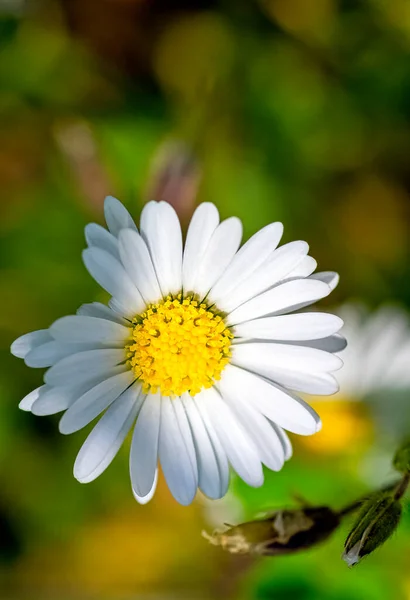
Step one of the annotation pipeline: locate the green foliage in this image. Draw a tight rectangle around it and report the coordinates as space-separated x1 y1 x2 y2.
343 491 402 566
393 440 410 474
1 0 410 597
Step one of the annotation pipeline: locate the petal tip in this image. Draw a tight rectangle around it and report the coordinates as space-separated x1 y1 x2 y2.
104 195 120 208
18 400 32 412
10 340 22 358
58 417 73 435
73 464 89 484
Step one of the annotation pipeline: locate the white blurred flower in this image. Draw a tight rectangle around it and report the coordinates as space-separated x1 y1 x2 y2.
336 304 410 400
302 304 410 456
11 197 343 505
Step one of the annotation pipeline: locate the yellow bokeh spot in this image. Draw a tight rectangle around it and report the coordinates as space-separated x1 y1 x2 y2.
301 400 373 454
336 174 407 265
265 0 336 43
127 295 233 397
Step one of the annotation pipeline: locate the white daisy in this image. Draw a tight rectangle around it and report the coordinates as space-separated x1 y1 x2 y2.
296 304 410 456
336 304 410 399
11 197 343 505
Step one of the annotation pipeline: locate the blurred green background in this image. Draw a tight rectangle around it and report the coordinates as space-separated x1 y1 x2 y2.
1 0 410 598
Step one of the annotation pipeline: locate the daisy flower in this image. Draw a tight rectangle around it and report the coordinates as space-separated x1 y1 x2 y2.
335 304 410 400
11 197 343 505
301 304 410 453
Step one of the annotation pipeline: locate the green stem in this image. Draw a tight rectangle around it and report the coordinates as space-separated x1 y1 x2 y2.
394 472 410 501
338 481 400 518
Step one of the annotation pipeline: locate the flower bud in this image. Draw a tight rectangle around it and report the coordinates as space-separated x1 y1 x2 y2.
203 506 341 556
343 491 402 567
144 141 201 227
393 439 410 474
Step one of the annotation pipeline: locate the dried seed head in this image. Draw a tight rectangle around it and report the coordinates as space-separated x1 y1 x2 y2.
203 506 341 556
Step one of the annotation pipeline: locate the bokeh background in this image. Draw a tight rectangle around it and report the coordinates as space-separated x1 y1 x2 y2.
1 0 410 598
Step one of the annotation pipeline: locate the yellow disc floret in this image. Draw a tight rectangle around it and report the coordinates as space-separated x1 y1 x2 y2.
126 295 233 397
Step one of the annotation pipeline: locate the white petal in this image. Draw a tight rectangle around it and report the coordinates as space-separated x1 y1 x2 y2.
221 390 285 471
108 297 136 319
192 395 230 498
11 329 51 359
132 469 158 505
181 393 222 499
76 302 127 325
270 423 293 460
182 203 220 293
30 369 117 416
343 542 361 567
218 364 321 435
344 306 408 395
233 313 343 341
295 334 347 353
32 386 75 415
24 341 70 368
381 340 410 389
193 217 243 299
198 387 263 487
44 348 126 387
19 385 47 411
118 229 162 305
333 304 371 396
227 279 331 325
310 271 339 291
139 199 156 230
85 223 120 259
59 370 134 434
130 392 161 497
83 247 144 316
242 365 339 395
232 342 343 374
24 340 99 368
220 241 309 313
209 222 284 306
31 377 101 416
287 255 317 278
159 396 197 505
104 196 137 237
280 368 339 395
74 384 143 483
172 395 198 487
50 315 130 346
140 201 183 296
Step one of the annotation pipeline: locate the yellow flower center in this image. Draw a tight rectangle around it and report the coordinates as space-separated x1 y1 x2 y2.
126 295 233 397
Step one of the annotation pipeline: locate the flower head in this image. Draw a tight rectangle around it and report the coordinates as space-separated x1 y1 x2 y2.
300 304 410 454
336 304 410 400
11 197 343 505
